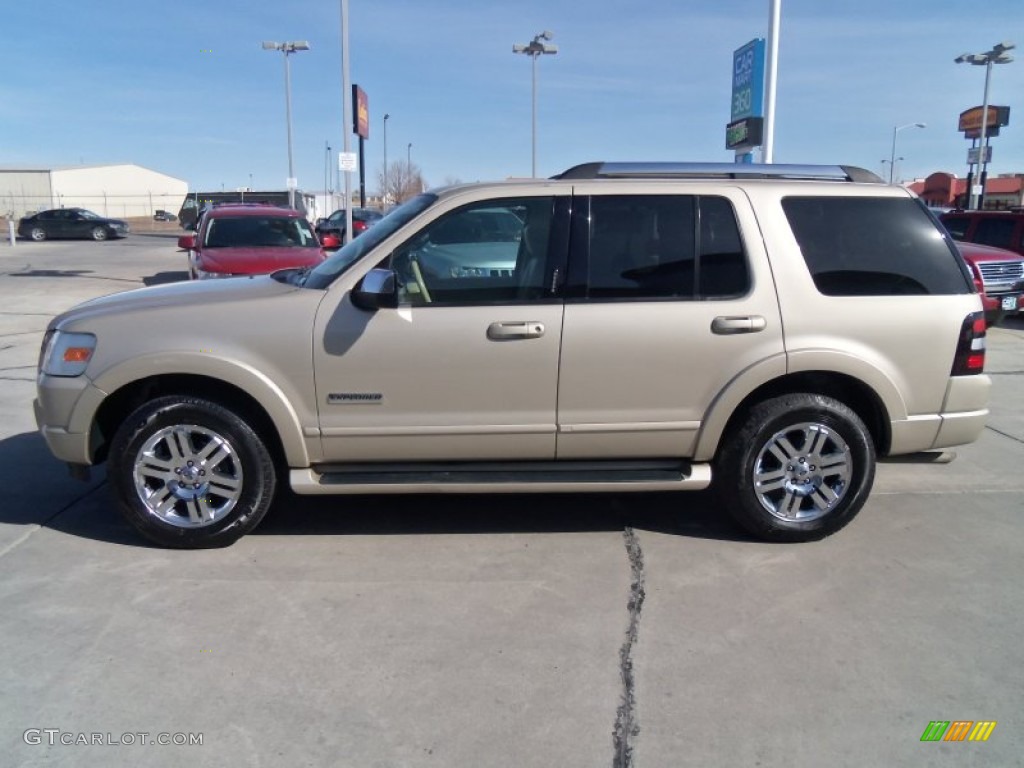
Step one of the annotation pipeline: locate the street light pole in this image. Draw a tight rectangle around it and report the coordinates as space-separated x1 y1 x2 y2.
262 40 310 209
513 31 558 177
956 42 1015 209
383 113 390 205
889 123 925 184
339 0 353 242
324 141 331 216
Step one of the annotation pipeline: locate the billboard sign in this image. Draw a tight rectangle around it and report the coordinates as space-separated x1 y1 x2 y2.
353 85 370 139
731 39 766 122
959 105 1010 138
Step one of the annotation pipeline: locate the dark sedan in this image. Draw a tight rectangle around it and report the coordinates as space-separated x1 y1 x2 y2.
315 207 383 241
18 208 129 241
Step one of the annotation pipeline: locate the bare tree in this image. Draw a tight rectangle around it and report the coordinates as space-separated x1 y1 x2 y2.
378 160 427 206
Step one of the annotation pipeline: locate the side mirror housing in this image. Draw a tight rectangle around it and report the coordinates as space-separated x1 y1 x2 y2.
352 268 399 311
177 233 197 250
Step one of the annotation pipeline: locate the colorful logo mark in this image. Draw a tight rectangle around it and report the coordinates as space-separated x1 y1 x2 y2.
920 721 996 742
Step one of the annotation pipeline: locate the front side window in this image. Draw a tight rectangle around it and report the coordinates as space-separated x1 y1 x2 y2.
940 215 970 240
204 216 318 248
581 195 748 300
783 196 971 296
389 197 554 305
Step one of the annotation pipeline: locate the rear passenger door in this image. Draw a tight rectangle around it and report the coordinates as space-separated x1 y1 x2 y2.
556 186 785 459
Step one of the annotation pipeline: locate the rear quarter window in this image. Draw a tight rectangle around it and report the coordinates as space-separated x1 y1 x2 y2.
782 196 971 296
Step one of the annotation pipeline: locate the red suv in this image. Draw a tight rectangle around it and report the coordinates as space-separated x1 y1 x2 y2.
941 210 1024 256
955 242 1024 324
177 204 329 280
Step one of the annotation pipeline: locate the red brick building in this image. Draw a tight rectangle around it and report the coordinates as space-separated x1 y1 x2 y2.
909 172 1024 210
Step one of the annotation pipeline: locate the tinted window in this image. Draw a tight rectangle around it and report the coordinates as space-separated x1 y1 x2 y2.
973 217 1016 249
698 196 749 297
783 196 970 296
204 216 317 248
940 214 970 240
390 197 554 305
583 195 748 300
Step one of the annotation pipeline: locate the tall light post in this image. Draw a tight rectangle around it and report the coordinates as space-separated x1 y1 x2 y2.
956 41 1015 209
383 113 390 204
262 40 311 209
513 30 558 177
889 123 925 183
324 141 332 216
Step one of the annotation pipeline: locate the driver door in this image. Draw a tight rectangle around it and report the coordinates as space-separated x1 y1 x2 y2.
313 193 568 462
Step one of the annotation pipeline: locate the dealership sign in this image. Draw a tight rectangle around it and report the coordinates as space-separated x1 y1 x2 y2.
353 85 370 140
958 105 1010 138
731 39 766 122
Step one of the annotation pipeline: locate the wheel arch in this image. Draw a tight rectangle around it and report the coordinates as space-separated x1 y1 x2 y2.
695 370 893 461
91 370 308 470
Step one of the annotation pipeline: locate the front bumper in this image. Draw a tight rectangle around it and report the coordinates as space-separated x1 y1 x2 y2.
34 374 107 465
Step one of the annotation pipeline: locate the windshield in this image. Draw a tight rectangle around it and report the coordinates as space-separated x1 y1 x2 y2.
304 194 437 289
203 216 318 248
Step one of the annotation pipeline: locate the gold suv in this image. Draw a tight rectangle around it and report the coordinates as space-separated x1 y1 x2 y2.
35 163 991 548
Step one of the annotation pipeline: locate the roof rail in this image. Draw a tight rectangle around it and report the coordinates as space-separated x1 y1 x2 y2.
554 162 883 183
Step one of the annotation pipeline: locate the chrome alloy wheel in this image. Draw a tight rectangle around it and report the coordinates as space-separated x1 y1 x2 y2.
752 422 852 522
133 424 243 528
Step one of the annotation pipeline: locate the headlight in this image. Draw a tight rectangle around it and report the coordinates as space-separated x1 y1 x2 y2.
40 331 97 377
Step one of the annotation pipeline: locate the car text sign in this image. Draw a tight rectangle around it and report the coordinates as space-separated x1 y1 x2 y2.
731 39 766 122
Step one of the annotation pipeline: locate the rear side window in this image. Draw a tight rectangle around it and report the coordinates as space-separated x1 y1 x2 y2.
782 197 971 296
581 195 749 300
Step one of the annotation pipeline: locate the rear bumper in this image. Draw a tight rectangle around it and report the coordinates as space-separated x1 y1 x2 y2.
888 375 991 454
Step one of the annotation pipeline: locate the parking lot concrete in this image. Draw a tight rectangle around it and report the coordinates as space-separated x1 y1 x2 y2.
1 237 1022 767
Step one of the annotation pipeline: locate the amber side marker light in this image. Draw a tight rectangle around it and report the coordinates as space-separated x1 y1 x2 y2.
63 348 93 363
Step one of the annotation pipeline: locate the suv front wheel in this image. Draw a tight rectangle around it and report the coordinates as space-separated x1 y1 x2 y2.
108 396 277 548
716 394 875 542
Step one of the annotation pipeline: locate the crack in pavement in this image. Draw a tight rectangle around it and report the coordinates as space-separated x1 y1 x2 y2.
612 527 645 768
985 424 1024 445
0 481 108 560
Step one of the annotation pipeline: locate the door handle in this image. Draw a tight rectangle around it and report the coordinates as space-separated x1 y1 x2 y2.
487 321 545 341
711 315 767 334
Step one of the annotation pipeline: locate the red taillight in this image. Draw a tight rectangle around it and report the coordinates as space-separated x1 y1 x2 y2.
353 220 368 234
951 311 986 376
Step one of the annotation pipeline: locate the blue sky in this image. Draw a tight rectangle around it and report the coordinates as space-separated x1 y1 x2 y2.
1 0 1022 193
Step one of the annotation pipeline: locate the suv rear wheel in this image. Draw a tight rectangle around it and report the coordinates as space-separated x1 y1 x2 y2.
108 396 276 548
716 394 875 542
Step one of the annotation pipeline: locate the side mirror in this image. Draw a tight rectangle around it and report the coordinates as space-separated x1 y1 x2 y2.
177 233 197 250
352 268 399 311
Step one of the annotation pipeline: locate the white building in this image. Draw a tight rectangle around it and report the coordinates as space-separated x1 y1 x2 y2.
0 164 188 220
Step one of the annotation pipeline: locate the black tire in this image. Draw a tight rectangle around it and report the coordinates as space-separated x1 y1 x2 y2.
30 227 46 241
91 226 108 241
108 396 276 548
715 393 875 542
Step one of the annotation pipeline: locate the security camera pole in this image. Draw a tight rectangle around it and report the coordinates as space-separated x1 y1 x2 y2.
513 31 558 178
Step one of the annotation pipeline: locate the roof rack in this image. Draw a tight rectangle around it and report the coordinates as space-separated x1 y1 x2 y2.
554 162 883 183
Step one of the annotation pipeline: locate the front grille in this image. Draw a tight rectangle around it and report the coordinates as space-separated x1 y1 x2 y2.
978 260 1024 285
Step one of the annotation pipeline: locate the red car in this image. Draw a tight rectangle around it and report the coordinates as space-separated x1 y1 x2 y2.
956 241 1024 325
177 204 333 280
